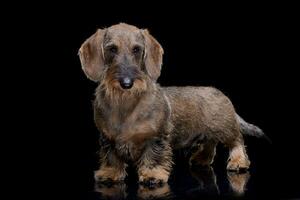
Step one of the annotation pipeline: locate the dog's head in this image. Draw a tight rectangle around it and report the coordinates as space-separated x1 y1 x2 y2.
78 23 163 94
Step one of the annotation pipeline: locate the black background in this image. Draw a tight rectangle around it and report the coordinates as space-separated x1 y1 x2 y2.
5 2 299 199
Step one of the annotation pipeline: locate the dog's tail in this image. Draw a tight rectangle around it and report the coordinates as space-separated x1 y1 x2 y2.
236 114 271 143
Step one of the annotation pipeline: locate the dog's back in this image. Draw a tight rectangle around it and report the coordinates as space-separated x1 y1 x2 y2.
163 86 238 149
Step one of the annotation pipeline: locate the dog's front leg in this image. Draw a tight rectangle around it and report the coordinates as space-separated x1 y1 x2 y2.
95 159 127 183
95 142 127 183
137 138 173 187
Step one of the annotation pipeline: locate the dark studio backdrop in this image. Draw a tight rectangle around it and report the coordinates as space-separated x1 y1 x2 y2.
7 2 299 199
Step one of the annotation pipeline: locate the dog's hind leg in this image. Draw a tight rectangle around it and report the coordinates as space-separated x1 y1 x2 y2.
226 136 250 172
189 140 217 167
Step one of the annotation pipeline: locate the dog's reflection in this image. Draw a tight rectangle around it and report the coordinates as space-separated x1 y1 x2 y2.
187 166 220 196
95 181 172 200
94 167 250 199
227 171 250 196
138 183 173 199
95 182 127 200
188 166 250 197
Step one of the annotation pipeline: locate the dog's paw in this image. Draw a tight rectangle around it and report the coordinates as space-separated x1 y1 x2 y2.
95 177 118 187
227 157 250 172
94 168 126 184
138 166 170 188
139 177 164 188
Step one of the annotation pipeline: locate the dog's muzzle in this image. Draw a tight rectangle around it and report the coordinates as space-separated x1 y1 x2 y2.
119 77 134 89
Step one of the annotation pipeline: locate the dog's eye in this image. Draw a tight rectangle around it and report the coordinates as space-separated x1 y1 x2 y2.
132 46 141 54
108 45 118 54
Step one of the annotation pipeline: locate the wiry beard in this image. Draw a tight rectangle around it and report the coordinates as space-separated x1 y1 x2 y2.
95 71 149 108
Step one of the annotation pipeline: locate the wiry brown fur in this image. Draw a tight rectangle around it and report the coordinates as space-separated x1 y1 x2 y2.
79 23 262 186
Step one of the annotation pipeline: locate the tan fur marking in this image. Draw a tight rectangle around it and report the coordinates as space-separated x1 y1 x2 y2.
227 144 250 170
138 166 170 183
94 166 127 181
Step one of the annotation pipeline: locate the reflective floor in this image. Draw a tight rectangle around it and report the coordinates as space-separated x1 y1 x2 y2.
77 141 288 200
92 166 250 200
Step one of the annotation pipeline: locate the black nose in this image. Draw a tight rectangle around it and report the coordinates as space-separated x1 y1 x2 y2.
119 77 133 89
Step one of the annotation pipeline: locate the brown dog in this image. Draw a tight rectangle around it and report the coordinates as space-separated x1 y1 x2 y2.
78 23 264 186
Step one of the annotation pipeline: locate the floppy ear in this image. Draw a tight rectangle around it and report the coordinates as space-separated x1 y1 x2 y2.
142 29 164 81
78 29 106 82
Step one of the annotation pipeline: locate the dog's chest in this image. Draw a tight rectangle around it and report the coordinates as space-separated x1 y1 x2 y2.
114 140 144 162
105 111 134 136
102 103 152 137
95 98 157 161
104 111 151 161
